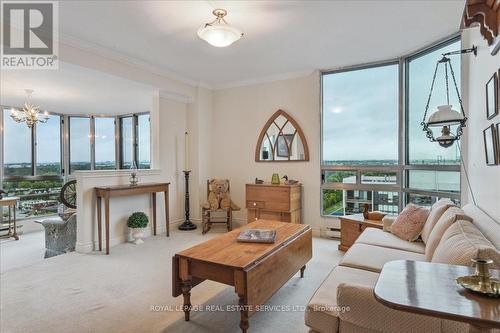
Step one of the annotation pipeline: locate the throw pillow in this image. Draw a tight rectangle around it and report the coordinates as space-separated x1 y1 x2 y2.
390 204 429 241
421 198 455 244
432 220 500 269
424 206 472 261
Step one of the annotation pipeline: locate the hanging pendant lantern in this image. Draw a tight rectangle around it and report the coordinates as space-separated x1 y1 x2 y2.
421 47 476 148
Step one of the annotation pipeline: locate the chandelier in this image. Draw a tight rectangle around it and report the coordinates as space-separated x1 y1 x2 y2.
421 47 476 148
197 9 243 47
10 89 48 128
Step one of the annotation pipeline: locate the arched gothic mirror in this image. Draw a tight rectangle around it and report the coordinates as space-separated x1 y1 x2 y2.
255 110 309 162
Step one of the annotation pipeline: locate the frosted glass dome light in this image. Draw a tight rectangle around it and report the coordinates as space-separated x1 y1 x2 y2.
427 105 464 127
197 9 243 47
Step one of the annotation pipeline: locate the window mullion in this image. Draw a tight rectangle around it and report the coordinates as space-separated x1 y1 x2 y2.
32 124 36 176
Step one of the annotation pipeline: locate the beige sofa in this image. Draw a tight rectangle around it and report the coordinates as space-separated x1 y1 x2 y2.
305 203 500 333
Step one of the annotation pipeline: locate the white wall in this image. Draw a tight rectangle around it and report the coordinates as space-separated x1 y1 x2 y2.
461 27 500 223
211 72 327 234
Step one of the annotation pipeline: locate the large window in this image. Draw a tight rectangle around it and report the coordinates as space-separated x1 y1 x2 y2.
1 109 151 221
119 113 150 169
69 117 91 172
321 36 461 217
120 116 134 169
3 108 32 177
322 63 399 165
36 114 61 175
94 117 116 170
1 109 62 220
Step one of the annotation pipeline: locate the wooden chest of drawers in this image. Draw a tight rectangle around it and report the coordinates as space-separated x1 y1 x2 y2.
245 183 302 223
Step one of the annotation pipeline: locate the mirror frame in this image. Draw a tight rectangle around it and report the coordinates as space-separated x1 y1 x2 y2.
255 109 310 162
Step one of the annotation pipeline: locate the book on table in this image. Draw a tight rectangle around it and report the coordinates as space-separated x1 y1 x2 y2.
237 229 276 243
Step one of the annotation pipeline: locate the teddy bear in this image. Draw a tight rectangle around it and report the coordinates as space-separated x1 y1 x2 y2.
202 179 240 211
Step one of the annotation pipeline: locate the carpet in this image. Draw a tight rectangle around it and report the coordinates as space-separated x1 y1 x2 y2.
0 229 343 333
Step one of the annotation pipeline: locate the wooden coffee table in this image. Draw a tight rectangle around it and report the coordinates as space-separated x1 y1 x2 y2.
172 220 312 333
374 260 500 332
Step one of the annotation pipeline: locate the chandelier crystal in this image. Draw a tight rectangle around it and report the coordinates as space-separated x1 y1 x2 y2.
197 9 243 47
10 89 49 128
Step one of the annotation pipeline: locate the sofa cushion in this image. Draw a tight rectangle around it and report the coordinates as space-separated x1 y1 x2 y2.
355 228 425 254
432 220 500 269
425 206 471 261
337 283 468 333
339 243 426 273
390 204 429 241
305 266 379 333
421 198 455 244
463 204 500 250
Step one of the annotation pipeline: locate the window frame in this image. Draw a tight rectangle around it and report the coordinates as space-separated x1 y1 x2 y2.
320 33 461 217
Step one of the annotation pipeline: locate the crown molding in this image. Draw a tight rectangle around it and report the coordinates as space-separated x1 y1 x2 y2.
58 33 212 89
212 69 316 90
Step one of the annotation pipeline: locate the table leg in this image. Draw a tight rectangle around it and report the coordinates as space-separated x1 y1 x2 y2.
181 280 192 321
105 196 110 255
152 192 157 236
97 196 102 251
300 265 306 278
12 204 18 240
164 190 169 237
239 296 249 333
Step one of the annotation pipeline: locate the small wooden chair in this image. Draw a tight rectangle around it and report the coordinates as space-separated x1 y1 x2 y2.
201 179 240 234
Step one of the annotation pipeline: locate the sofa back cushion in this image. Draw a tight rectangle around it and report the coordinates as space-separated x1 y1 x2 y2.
390 204 429 241
421 198 455 244
462 204 500 250
424 206 471 261
432 220 500 269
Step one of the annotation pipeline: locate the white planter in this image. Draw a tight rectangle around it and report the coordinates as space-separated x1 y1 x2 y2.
129 227 147 245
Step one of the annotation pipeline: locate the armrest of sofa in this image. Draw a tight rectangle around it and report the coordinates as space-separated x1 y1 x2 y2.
382 215 397 232
336 282 451 333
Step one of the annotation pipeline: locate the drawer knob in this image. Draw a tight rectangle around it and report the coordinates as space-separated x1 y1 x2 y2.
253 202 257 206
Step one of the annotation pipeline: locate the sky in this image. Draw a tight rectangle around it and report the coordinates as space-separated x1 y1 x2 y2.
322 39 462 164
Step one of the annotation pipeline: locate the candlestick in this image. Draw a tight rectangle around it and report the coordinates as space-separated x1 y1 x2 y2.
178 170 197 231
184 131 189 171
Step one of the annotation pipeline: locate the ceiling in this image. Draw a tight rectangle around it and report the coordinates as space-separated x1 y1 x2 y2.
58 0 465 88
0 62 154 114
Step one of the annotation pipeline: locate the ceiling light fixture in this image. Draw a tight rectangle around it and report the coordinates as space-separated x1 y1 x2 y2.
10 89 49 128
197 9 243 47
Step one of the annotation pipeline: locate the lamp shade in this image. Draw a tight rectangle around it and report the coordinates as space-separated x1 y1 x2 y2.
427 105 464 127
197 22 243 47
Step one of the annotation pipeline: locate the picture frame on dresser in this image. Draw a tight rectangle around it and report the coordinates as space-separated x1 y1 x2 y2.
483 124 497 165
486 72 498 120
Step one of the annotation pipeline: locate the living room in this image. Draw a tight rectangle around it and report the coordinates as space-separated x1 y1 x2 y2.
0 1 499 333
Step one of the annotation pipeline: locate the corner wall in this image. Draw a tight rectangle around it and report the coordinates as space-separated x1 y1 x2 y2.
211 72 327 233
461 27 500 223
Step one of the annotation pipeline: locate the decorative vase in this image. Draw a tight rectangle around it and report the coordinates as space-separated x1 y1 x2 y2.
130 228 145 245
271 173 280 185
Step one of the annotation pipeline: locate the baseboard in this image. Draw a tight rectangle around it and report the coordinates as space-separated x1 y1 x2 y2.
76 218 197 253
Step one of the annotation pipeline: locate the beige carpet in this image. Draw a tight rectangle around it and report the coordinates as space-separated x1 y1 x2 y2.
0 228 343 333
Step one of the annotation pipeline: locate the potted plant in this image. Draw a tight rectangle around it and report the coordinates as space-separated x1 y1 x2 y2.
127 212 149 245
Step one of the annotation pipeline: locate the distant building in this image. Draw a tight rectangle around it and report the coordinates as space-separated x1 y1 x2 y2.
342 176 399 215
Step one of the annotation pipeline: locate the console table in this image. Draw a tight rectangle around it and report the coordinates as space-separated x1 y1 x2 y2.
0 197 19 240
374 260 500 332
95 183 170 254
